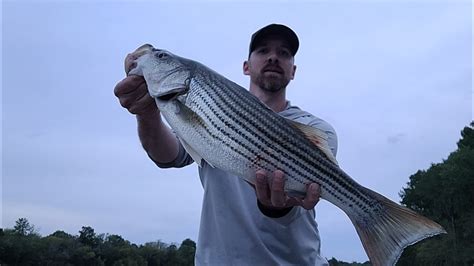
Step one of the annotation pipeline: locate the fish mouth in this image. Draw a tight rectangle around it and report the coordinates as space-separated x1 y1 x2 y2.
155 87 187 101
125 44 154 74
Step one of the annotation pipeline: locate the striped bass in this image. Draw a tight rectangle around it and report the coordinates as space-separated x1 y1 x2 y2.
126 44 446 266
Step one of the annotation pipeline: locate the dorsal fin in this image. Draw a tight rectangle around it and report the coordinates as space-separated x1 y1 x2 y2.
286 119 338 166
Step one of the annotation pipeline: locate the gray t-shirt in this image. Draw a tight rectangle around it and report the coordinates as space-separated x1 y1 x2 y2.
156 103 337 265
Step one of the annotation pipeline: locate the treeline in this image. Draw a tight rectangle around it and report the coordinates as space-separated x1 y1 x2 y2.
0 218 195 265
328 257 370 265
0 219 370 266
1 123 472 265
397 122 474 265
329 122 474 265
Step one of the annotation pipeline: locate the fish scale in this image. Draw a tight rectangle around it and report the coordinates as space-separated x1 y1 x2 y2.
192 76 328 190
193 72 370 208
127 44 446 266
175 52 383 214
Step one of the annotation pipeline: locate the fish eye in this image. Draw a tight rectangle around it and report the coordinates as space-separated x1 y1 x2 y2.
156 52 168 59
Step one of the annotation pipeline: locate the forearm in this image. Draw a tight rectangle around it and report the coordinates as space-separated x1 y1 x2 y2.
136 111 179 164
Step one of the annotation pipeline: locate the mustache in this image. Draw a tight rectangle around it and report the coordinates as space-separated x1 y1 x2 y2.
262 64 284 74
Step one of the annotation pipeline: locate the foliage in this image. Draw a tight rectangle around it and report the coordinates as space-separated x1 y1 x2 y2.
398 122 474 266
0 218 195 266
13 217 36 236
328 257 370 265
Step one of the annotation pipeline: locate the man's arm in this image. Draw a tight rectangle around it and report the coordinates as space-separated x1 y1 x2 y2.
136 109 180 164
114 75 179 164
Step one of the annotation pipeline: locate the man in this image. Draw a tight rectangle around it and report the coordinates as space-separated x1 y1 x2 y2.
114 24 337 265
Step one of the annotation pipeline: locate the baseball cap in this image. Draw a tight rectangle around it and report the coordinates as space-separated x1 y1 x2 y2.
249 24 299 56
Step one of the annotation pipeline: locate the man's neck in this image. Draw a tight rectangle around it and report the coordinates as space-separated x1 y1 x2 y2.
249 85 287 113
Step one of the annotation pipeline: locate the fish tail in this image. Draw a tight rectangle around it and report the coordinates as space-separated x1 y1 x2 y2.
349 188 446 266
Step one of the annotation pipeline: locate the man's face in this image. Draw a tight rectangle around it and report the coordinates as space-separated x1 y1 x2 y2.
244 37 296 92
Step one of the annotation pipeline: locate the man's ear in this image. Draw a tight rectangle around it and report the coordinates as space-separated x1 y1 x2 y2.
290 65 297 80
243 60 250 76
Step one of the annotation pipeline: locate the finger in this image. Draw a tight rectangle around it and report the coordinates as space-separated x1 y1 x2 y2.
270 170 286 208
255 170 271 205
301 183 321 210
116 80 150 109
128 93 157 115
114 76 146 96
118 86 149 110
125 53 138 74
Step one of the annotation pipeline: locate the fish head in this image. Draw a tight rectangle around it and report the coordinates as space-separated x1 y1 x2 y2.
126 44 193 104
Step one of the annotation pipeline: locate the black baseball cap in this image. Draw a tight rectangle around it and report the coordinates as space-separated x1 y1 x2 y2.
249 24 299 56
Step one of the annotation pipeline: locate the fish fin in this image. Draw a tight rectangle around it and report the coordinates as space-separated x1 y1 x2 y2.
174 102 215 168
286 119 338 166
349 187 446 266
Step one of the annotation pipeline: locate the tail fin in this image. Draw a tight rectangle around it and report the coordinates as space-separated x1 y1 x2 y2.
349 188 446 266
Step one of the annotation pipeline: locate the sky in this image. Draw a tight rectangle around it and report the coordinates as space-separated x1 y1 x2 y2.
2 0 472 263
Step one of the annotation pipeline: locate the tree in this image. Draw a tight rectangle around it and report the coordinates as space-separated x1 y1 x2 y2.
41 232 77 265
457 121 474 150
49 230 74 239
0 227 42 264
78 226 101 248
165 244 178 264
139 241 168 266
398 122 474 265
177 238 196 266
13 218 36 236
328 257 370 265
101 234 132 265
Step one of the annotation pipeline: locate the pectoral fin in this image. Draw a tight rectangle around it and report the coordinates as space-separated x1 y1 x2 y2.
286 119 338 166
174 101 215 168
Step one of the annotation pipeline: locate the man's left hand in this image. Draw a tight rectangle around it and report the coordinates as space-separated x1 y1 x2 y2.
255 169 321 211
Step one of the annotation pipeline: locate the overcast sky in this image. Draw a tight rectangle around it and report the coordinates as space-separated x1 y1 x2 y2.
2 0 472 262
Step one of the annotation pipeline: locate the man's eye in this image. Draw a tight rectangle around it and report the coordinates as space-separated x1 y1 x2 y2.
257 48 268 54
279 50 291 57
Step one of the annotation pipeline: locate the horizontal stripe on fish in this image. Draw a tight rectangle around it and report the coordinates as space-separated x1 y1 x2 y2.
191 71 375 213
189 91 278 175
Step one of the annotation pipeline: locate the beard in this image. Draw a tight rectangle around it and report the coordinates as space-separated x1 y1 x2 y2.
254 73 290 92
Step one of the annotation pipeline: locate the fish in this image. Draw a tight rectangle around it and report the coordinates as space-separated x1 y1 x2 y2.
125 44 446 266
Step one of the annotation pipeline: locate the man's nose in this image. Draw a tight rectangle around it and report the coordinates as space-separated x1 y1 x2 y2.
266 51 279 63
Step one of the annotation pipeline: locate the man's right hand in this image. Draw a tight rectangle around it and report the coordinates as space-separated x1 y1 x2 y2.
114 53 179 164
114 75 158 116
115 51 158 116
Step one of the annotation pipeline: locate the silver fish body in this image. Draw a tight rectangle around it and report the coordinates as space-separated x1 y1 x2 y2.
127 44 446 266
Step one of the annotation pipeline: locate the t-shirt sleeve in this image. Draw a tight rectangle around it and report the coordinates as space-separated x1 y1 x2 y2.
152 138 195 168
